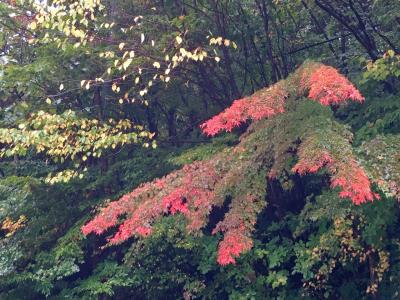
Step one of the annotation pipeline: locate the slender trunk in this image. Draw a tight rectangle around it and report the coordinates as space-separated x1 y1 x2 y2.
340 25 348 75
146 106 158 137
256 0 282 82
167 108 178 145
211 0 241 99
238 3 268 86
314 0 380 60
301 0 339 60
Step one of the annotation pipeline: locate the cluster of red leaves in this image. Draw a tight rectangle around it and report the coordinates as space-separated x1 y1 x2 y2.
292 151 333 175
212 194 261 265
201 63 364 137
200 83 287 136
292 145 377 205
304 65 365 105
215 226 253 265
81 180 164 242
82 161 224 244
330 159 379 205
82 155 261 265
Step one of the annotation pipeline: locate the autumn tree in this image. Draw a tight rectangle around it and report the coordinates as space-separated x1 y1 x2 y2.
82 62 390 266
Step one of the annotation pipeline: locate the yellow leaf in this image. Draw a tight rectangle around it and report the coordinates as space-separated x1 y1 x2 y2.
176 36 183 45
59 84 64 91
123 58 133 70
153 61 161 69
30 22 37 30
119 43 125 50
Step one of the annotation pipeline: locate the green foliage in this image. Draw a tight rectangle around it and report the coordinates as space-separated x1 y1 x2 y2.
0 0 399 298
358 134 400 200
69 261 135 298
167 134 237 165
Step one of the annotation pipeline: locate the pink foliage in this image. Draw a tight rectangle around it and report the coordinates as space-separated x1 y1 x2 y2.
212 194 260 265
330 160 379 205
307 65 365 105
292 148 377 205
201 63 365 137
216 226 253 266
162 188 189 215
200 83 287 136
292 152 333 175
82 161 223 244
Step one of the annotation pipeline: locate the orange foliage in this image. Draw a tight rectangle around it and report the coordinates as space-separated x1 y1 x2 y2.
83 62 376 265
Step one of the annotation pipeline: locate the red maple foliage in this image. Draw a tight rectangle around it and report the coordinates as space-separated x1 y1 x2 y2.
82 160 224 244
212 194 260 265
201 63 365 137
215 226 253 265
330 159 379 205
292 151 333 175
305 65 365 105
292 137 378 205
83 62 376 266
200 82 287 136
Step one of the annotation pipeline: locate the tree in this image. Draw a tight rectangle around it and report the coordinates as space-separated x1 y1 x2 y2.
82 62 380 266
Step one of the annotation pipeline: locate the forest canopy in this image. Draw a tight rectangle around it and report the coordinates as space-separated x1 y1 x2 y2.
0 0 399 299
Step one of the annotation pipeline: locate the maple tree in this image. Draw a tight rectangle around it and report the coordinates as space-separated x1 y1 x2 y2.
82 61 378 265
